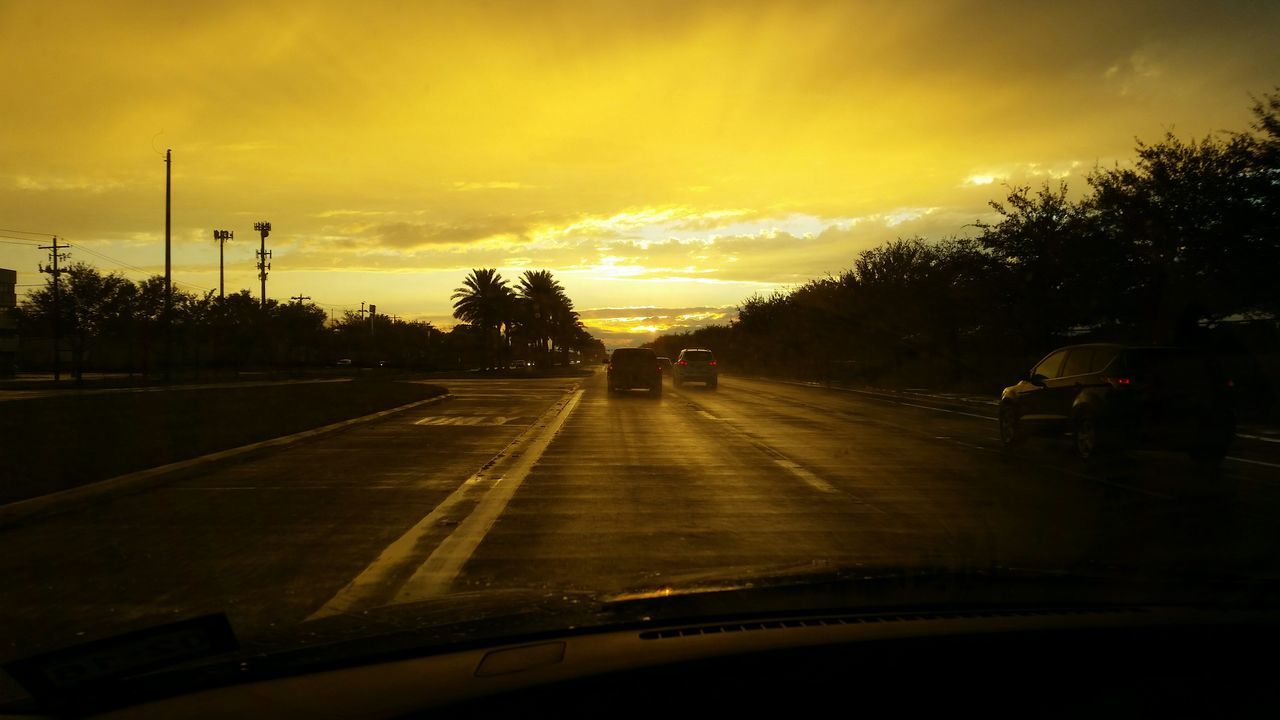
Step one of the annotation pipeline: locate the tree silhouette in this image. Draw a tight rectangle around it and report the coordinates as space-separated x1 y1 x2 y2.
510 269 588 366
452 268 514 370
650 90 1280 412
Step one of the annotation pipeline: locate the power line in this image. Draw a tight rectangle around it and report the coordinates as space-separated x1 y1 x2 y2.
0 228 57 237
4 237 207 292
72 244 147 273
69 244 214 294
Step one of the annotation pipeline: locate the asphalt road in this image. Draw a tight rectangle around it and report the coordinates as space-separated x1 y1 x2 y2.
2 371 1279 674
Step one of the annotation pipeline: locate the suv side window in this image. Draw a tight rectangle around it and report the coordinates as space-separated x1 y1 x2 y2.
1061 349 1094 378
1088 349 1118 373
1032 350 1068 379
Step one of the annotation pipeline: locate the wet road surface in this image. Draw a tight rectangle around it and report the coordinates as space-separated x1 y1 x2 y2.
2 372 1278 666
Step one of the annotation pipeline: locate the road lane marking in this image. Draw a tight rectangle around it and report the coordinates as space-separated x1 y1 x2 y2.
744 377 1276 487
763 378 999 416
306 471 489 620
414 415 512 426
751 377 997 420
450 393 565 400
1237 434 1280 445
1227 456 1280 470
175 486 407 490
674 388 843 496
308 387 579 620
392 389 585 602
766 454 839 494
893 400 995 421
716 379 1187 501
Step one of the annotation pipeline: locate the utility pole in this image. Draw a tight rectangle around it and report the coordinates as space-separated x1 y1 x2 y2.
357 301 368 320
254 221 271 307
38 237 69 382
290 293 311 305
368 304 377 339
213 229 234 299
164 149 172 382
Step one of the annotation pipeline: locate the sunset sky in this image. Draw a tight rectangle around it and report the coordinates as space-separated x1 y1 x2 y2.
1 0 1277 346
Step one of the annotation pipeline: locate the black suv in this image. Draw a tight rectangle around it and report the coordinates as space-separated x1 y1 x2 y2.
999 344 1234 463
608 347 662 397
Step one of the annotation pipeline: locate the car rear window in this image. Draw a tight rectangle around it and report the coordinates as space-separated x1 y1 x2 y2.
612 349 656 366
682 351 714 362
1121 349 1223 381
1088 349 1118 373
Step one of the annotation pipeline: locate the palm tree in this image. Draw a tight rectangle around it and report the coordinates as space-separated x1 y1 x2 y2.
517 270 569 365
550 301 581 365
452 268 512 369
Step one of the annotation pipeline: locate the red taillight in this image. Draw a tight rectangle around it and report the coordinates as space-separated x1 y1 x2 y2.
709 360 717 366
657 366 662 372
607 364 613 371
1105 376 1132 387
677 360 687 366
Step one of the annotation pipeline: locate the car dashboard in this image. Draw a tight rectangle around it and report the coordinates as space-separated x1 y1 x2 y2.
22 604 1275 719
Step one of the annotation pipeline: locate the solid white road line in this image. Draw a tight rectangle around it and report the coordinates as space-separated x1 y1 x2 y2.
308 388 579 620
392 389 585 603
306 469 488 620
1227 456 1280 470
1237 433 1280 445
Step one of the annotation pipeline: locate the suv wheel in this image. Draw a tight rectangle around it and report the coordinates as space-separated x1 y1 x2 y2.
1188 444 1227 466
1189 434 1230 466
998 404 1024 447
1074 411 1101 461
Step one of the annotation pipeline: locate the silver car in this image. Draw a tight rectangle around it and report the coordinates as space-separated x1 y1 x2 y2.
673 348 718 389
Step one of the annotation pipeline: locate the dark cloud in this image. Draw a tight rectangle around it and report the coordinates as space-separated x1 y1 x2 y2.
4 0 1276 317
365 217 530 248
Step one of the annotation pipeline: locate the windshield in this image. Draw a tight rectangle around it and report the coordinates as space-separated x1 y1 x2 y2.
1 0 1279 708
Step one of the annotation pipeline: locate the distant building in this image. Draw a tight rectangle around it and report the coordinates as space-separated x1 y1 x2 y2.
0 268 15 375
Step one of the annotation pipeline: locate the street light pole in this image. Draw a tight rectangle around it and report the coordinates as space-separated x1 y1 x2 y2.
253 221 271 307
38 237 69 382
164 149 172 382
213 229 234 299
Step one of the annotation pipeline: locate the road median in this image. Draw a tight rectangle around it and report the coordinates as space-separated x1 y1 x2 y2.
0 380 450 524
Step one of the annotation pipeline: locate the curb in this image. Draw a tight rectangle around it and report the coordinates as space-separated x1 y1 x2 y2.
834 386 999 419
0 392 453 529
740 375 1000 419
